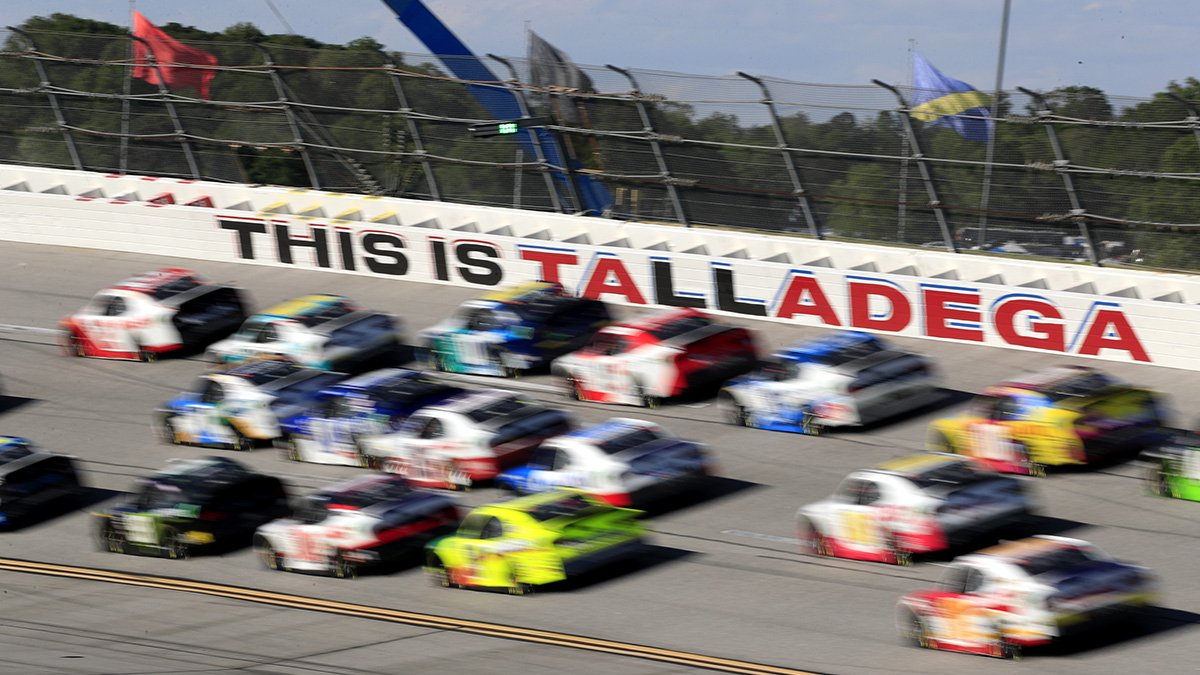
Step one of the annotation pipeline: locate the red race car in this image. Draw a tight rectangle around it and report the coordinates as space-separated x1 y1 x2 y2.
551 308 758 407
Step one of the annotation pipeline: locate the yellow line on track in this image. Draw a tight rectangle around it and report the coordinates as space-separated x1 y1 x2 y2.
0 557 824 675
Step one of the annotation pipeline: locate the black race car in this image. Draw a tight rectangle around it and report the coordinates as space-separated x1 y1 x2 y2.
0 436 83 528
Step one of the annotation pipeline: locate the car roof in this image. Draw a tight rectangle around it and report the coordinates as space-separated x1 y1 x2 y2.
258 294 359 323
434 389 519 413
485 490 608 522
972 535 1092 563
478 281 563 305
868 453 991 489
311 473 414 510
112 268 211 299
554 418 660 446
0 436 46 472
145 456 259 496
218 358 308 386
774 331 887 365
995 365 1115 399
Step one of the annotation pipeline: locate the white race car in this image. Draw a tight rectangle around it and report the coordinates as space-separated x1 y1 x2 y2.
551 307 758 408
494 418 714 507
156 358 346 450
60 268 246 361
254 473 459 578
719 331 940 434
796 452 1036 564
361 390 573 490
897 535 1159 658
208 294 403 373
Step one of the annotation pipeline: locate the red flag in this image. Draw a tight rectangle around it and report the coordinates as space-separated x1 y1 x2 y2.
131 11 218 99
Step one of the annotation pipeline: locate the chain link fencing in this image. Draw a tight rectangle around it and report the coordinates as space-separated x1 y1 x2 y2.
3 28 1200 271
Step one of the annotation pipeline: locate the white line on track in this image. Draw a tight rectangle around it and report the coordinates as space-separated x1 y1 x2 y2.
0 323 59 337
722 529 801 546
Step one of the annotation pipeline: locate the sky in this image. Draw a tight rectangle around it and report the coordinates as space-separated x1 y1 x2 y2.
3 0 1197 101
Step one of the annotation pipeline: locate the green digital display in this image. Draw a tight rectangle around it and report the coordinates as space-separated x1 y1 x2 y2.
497 122 519 134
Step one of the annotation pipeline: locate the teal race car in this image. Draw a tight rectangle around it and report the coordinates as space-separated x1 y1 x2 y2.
1142 432 1200 501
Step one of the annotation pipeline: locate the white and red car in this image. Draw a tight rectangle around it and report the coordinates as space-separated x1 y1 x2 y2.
253 473 459 578
551 308 758 407
60 268 246 361
897 536 1159 658
361 390 573 490
796 452 1036 564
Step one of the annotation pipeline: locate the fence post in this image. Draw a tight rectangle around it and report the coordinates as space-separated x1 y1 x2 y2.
129 35 201 179
487 54 571 213
872 79 958 252
1018 87 1100 265
606 65 689 227
374 48 441 201
248 41 321 190
737 71 821 239
8 27 82 171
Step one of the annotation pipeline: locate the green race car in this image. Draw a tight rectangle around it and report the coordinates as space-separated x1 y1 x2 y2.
424 491 644 594
1142 432 1200 501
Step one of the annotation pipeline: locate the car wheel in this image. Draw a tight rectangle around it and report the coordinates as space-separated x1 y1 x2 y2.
796 517 827 556
635 383 661 409
353 439 378 469
898 608 930 649
99 519 126 554
157 415 180 445
1148 462 1173 497
332 552 357 580
276 435 301 462
1015 443 1045 477
60 331 85 357
137 346 158 363
889 535 913 566
255 536 283 571
563 375 583 401
720 391 748 427
426 554 453 588
233 430 254 452
163 529 189 560
993 624 1020 660
506 567 532 596
427 347 446 372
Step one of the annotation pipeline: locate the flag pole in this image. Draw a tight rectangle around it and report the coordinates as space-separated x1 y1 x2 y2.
977 0 1011 249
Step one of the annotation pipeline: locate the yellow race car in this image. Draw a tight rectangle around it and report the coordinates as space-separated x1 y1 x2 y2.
928 365 1166 475
424 491 644 594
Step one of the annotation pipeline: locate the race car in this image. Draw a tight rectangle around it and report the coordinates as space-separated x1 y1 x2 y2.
1141 431 1200 501
95 456 289 559
420 281 610 377
424 490 645 594
551 307 758 408
276 368 465 466
60 268 246 361
156 358 347 451
896 535 1159 658
253 473 460 578
796 452 1036 565
207 294 403 372
718 331 940 434
494 418 714 507
361 390 573 490
928 365 1167 476
0 437 83 528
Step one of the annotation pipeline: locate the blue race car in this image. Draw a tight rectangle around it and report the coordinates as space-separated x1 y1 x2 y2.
418 281 610 377
718 331 940 434
276 368 466 466
0 436 83 528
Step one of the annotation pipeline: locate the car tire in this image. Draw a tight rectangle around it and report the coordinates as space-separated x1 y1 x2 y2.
163 528 189 560
506 567 532 596
276 435 301 462
233 430 254 453
332 552 357 580
796 517 827 556
99 519 126 555
635 383 662 410
898 608 930 649
60 331 85 357
1015 442 1045 477
563 375 584 401
888 534 913 566
1147 462 1173 498
137 346 158 363
720 391 748 427
353 438 378 470
993 624 1020 660
426 554 453 588
427 347 446 372
255 535 283 571
157 414 180 445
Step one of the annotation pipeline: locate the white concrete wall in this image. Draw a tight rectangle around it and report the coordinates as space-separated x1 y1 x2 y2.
2 165 1197 369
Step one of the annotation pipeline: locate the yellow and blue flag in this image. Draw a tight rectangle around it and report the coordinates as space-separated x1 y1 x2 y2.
910 54 993 142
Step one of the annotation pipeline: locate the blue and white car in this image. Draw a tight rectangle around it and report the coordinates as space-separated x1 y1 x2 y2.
276 368 465 466
156 358 347 451
495 418 714 507
718 331 940 434
418 281 610 377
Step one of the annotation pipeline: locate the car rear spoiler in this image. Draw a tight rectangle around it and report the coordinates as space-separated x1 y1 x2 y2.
612 438 702 464
831 348 922 374
1051 385 1146 410
312 310 392 337
662 322 739 347
160 283 227 308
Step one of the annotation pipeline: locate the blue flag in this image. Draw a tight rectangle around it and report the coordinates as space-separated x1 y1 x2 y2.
910 53 993 142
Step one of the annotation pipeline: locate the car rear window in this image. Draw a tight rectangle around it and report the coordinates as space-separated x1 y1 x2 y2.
645 314 711 340
595 428 662 455
1019 546 1096 577
812 340 885 366
527 494 600 522
0 442 33 466
464 397 529 424
905 461 991 490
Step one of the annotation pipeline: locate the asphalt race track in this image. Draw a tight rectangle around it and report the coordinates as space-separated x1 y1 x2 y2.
1 241 1198 675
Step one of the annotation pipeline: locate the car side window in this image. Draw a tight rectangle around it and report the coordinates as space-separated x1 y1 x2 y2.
963 567 985 594
938 565 970 593
479 516 502 539
103 296 127 317
856 480 881 506
254 323 278 344
419 418 444 440
468 309 497 331
552 449 570 471
201 381 224 404
992 396 1022 422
